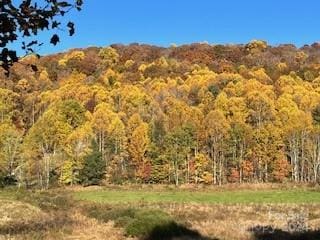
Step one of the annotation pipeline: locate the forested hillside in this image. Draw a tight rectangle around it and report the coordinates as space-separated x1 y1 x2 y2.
2 40 320 188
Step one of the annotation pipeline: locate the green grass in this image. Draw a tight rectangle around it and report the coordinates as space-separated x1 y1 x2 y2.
74 188 320 204
0 188 21 200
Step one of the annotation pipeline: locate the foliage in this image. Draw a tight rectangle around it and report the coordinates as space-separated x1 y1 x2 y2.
98 47 119 67
2 42 320 187
0 0 83 72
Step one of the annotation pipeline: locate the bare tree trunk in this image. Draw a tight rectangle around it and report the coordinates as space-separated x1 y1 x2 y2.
43 153 50 189
218 155 222 186
213 152 217 185
265 163 268 182
290 138 299 182
175 160 179 186
239 143 244 184
301 133 306 182
186 154 190 184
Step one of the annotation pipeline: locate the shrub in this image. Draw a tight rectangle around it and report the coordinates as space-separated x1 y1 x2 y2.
86 205 136 223
124 209 172 237
85 205 176 238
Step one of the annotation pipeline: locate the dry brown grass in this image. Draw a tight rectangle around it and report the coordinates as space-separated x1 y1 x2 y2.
64 212 130 240
162 203 320 240
1 188 320 240
0 200 48 228
69 182 320 193
0 199 128 240
74 200 320 240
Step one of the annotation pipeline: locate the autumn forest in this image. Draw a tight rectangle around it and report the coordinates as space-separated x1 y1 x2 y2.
1 40 320 189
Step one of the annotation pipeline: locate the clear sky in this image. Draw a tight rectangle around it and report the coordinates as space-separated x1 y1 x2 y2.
13 0 320 55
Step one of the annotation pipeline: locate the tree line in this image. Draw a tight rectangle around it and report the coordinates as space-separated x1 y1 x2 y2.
1 40 320 188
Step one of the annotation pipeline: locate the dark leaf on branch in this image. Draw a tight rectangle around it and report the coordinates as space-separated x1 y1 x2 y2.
0 0 82 71
58 2 72 7
26 41 38 47
76 0 83 6
67 21 75 36
52 21 61 29
50 34 60 45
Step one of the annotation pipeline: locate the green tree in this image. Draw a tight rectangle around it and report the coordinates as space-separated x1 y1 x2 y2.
79 141 105 186
164 125 195 186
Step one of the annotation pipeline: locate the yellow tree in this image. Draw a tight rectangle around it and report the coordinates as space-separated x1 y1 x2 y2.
277 94 312 182
128 121 150 182
246 90 275 127
205 109 230 185
245 40 267 54
61 122 93 185
91 103 116 161
0 123 23 183
307 105 320 182
23 108 71 189
0 88 18 123
250 124 283 182
193 153 211 184
106 115 128 182
98 46 119 67
58 50 85 68
112 85 152 119
22 99 87 188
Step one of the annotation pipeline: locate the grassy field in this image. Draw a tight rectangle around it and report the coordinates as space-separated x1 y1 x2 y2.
74 188 320 204
1 187 320 240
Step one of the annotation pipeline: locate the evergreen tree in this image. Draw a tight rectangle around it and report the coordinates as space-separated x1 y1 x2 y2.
79 141 106 186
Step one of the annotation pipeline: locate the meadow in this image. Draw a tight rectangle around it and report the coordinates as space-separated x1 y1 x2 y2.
74 187 320 204
1 185 320 240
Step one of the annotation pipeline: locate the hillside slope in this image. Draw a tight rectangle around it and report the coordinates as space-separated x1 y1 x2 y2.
1 41 320 187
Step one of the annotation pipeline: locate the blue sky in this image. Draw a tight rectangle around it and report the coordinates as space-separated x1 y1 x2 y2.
12 0 320 55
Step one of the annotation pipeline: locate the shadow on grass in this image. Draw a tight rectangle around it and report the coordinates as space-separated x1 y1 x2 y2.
250 225 320 240
144 221 218 240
